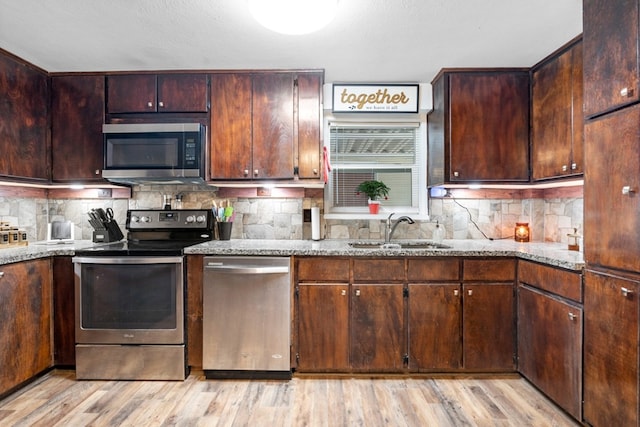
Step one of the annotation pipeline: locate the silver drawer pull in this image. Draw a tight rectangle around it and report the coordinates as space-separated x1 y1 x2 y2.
341 289 347 296
355 289 361 297
620 87 634 97
467 289 473 296
453 289 459 296
622 287 633 297
622 186 635 195
568 313 578 321
0 271 4 278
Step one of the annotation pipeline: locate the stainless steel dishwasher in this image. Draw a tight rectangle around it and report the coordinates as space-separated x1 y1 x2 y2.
202 256 291 379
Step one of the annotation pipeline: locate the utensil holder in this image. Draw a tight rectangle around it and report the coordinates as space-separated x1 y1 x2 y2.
217 222 233 240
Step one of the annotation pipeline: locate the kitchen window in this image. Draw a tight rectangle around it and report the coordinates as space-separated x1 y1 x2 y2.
324 121 427 218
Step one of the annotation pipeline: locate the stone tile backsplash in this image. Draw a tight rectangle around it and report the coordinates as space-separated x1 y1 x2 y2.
1 185 583 244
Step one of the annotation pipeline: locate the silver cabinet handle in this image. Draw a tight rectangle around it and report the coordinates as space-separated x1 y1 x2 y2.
453 171 460 177
341 289 347 296
571 163 577 170
568 312 578 321
254 169 259 177
622 287 633 297
622 186 635 195
147 101 153 108
159 101 165 108
243 169 249 177
620 87 634 97
313 168 318 175
562 164 568 172
0 271 4 278
467 289 473 296
453 289 459 296
355 289 361 297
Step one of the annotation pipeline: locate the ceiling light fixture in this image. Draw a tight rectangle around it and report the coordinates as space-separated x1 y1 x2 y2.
248 0 339 35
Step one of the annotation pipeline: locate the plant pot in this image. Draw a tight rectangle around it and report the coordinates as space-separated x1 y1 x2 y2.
368 201 381 214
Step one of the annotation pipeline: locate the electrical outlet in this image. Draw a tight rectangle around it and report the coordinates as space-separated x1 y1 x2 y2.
97 189 112 198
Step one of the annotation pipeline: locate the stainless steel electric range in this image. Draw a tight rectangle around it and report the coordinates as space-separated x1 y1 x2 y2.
72 209 214 380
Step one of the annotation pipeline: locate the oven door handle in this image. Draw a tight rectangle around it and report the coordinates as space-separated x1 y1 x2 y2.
72 256 184 265
204 264 289 274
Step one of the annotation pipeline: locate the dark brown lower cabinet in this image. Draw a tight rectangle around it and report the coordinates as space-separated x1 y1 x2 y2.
517 285 582 420
350 283 405 372
52 257 75 366
583 269 639 427
408 283 462 370
296 283 350 372
462 283 515 371
0 259 52 397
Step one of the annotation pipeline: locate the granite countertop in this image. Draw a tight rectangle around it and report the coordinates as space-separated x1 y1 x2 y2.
185 239 586 271
0 239 585 271
0 240 98 266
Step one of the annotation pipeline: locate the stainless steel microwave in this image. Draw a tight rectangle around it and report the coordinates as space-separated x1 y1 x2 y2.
102 123 205 184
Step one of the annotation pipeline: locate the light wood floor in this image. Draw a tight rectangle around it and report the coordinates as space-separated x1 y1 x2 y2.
0 370 579 427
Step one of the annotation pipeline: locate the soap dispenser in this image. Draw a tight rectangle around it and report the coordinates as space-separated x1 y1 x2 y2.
433 221 445 244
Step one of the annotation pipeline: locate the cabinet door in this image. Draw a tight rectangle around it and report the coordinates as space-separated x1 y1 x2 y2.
210 73 253 179
408 283 461 370
584 104 640 272
157 74 208 113
297 73 322 179
52 257 75 366
583 0 640 118
297 283 350 372
462 283 515 371
0 53 49 181
448 72 529 182
252 73 295 179
584 270 639 427
517 285 582 420
531 48 573 180
51 75 105 181
351 284 405 372
570 43 584 175
106 74 157 113
0 259 52 395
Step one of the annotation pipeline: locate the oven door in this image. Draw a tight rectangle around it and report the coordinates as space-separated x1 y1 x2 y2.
73 256 184 345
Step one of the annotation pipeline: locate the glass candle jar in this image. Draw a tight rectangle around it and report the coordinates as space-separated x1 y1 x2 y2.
514 222 530 242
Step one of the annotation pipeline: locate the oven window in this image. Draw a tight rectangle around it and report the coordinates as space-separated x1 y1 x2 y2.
80 263 178 329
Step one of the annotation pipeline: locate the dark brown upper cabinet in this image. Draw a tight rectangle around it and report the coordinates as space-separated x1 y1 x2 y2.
0 51 49 181
531 38 583 181
106 73 209 114
210 71 322 181
428 69 530 186
583 0 640 118
51 75 105 181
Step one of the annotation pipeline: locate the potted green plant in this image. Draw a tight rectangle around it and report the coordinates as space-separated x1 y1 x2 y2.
356 180 390 214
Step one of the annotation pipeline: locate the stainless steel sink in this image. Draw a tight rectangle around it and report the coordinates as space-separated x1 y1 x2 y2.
348 241 452 250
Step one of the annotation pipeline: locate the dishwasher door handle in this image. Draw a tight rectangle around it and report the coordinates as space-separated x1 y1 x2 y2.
204 264 289 274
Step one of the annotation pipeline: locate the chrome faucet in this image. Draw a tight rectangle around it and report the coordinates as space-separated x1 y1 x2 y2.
385 213 415 243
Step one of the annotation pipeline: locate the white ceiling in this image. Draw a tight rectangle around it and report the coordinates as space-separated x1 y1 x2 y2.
0 0 582 83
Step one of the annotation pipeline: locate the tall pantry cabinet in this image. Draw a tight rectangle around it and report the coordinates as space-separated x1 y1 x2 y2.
582 1 640 426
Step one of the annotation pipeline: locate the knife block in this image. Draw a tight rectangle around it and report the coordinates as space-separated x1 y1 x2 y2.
91 219 124 243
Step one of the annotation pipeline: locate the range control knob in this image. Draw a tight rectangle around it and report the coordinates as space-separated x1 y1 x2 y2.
185 215 196 223
196 215 206 223
130 215 140 223
140 216 151 223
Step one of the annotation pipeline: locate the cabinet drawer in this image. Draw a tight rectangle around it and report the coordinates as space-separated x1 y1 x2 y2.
296 257 349 282
518 260 582 302
353 258 404 282
463 259 515 281
407 258 460 282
